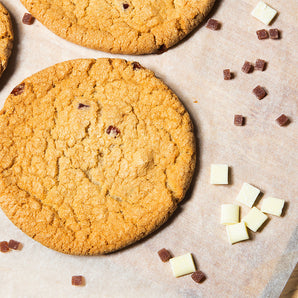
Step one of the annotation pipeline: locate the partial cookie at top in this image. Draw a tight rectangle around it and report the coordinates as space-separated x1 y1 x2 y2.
0 58 196 255
20 0 215 54
0 2 13 78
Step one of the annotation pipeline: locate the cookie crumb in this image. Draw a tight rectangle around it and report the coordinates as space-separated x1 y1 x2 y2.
72 276 85 286
255 59 266 71
253 85 267 100
206 19 220 30
0 241 10 253
269 28 279 39
158 248 172 262
191 270 206 283
22 13 35 25
256 29 269 40
276 114 289 126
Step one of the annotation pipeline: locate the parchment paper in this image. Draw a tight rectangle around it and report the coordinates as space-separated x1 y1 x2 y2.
0 0 297 297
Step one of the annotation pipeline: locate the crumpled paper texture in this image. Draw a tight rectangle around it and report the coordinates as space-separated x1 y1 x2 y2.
0 0 297 297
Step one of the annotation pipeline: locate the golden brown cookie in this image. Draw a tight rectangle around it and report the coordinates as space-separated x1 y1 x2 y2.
0 2 13 78
0 58 196 255
20 0 215 54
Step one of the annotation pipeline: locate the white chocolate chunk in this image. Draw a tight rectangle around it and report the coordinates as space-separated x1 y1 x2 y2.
210 164 229 184
261 197 285 216
221 204 239 225
251 2 277 25
236 183 260 207
169 253 196 277
226 222 249 244
242 207 268 232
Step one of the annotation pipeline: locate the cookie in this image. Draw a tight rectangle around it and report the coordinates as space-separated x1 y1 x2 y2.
20 0 215 54
0 58 196 255
0 2 13 78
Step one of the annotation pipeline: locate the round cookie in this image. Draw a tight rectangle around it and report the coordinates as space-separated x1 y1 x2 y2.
20 0 215 54
0 2 13 77
0 58 196 255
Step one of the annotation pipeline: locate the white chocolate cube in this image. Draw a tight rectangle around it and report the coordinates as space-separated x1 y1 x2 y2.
210 164 229 184
236 183 260 207
261 197 285 216
251 2 277 25
169 253 196 277
242 207 268 232
226 222 249 244
221 204 239 225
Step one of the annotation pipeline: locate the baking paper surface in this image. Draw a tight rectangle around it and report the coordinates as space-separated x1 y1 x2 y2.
0 0 297 297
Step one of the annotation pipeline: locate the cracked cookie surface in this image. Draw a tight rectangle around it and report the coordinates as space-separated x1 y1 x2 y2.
0 2 13 78
20 0 215 54
0 58 196 255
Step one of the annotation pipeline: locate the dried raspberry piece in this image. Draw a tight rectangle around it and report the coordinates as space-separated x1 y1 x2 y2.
106 126 120 138
78 103 90 109
241 61 253 74
206 19 220 30
269 29 279 39
234 115 244 126
8 240 21 250
253 85 267 100
22 13 35 25
11 83 25 96
255 59 266 71
132 62 142 70
256 29 269 40
72 276 85 286
276 114 289 126
223 69 232 80
158 248 172 262
191 270 206 283
0 241 10 253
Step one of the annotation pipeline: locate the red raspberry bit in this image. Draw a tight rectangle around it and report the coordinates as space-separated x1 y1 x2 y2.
11 83 25 96
8 239 21 250
78 103 90 109
276 114 290 126
269 29 279 39
106 126 120 138
234 115 245 126
253 85 267 100
191 270 206 283
22 13 35 25
158 248 172 262
72 276 85 286
206 19 220 30
255 59 266 71
256 29 269 40
241 61 253 74
132 62 142 70
0 241 10 253
223 69 232 80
